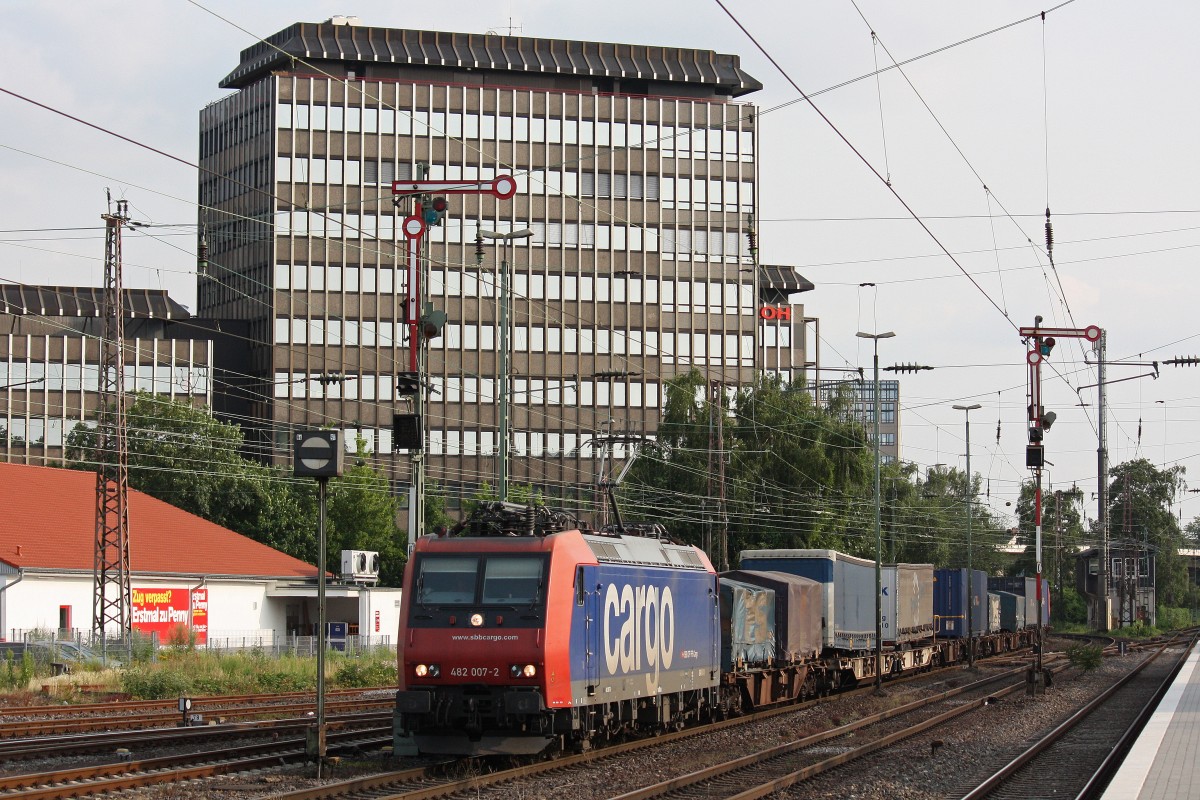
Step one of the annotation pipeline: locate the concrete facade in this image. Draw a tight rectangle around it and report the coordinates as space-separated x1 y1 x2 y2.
197 19 818 517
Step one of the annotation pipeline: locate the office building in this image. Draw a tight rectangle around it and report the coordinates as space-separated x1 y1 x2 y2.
0 286 235 466
816 377 901 463
200 18 818 512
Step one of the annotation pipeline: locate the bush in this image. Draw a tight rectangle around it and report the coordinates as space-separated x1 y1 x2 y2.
121 667 191 699
1053 587 1089 625
1066 644 1104 672
1156 606 1192 631
333 657 397 688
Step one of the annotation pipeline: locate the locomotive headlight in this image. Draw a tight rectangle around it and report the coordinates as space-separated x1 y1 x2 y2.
470 613 484 627
415 664 428 677
522 664 537 678
429 664 441 678
415 663 440 678
511 663 537 678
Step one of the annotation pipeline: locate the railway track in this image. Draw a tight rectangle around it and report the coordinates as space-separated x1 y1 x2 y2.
259 658 1045 800
0 689 394 738
0 722 393 799
958 634 1197 800
0 710 390 762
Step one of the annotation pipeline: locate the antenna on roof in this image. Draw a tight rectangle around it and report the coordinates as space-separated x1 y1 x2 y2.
486 17 522 36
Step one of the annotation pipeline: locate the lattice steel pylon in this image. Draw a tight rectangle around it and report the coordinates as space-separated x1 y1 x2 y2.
93 197 131 638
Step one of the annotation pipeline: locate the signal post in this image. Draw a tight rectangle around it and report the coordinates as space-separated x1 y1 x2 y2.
1021 318 1101 693
391 176 518 552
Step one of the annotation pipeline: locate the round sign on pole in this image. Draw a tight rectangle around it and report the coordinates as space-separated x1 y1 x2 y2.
1026 350 1042 365
402 216 425 240
1084 325 1102 342
293 430 345 478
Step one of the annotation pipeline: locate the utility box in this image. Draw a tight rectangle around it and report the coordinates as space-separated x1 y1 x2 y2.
341 550 381 583
326 621 347 652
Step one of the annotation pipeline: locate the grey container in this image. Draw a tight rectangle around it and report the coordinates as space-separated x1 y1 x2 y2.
718 577 776 671
883 563 934 644
995 591 1026 632
987 576 1049 627
724 570 822 662
739 549 877 652
987 592 1002 634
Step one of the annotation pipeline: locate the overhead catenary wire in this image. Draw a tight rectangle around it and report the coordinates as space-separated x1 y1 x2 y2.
4 3 1180 525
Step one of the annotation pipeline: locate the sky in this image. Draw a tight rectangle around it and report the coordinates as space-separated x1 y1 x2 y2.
2 0 1199 532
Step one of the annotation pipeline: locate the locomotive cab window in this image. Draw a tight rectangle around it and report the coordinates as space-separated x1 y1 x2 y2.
482 557 545 605
416 556 479 605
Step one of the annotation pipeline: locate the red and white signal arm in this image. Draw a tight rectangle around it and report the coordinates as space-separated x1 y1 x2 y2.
391 175 518 200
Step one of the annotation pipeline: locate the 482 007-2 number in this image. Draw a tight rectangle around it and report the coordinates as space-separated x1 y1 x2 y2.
449 666 500 678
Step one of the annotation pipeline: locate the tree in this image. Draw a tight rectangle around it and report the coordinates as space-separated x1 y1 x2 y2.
622 369 720 547
622 371 875 559
1009 481 1088 623
326 437 406 586
63 395 436 588
1107 459 1189 608
65 393 308 547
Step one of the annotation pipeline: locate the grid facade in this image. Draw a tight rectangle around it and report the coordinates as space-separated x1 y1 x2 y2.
816 378 901 464
199 20 766 511
0 327 212 466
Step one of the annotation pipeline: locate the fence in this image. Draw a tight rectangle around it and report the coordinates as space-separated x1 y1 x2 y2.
7 628 394 661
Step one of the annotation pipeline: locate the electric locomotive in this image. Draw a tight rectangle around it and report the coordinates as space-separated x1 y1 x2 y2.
394 503 720 756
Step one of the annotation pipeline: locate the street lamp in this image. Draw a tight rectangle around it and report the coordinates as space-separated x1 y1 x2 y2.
857 329 895 692
953 403 982 668
479 227 533 502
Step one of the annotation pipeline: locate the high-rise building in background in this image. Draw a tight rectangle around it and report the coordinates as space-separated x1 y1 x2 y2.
816 378 901 463
0 286 234 466
199 18 816 515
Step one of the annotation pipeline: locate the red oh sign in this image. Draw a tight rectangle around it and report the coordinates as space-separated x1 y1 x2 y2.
759 305 792 321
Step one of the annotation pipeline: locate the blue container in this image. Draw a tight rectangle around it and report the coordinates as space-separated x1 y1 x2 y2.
933 569 987 638
718 578 775 671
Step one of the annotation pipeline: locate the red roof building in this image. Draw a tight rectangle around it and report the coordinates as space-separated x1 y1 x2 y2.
0 462 316 577
0 463 400 649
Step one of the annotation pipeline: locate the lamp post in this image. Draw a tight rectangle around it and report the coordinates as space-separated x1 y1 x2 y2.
953 403 982 668
857 330 894 692
479 228 533 502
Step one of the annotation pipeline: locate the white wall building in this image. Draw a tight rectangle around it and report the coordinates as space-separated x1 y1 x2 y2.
0 462 401 649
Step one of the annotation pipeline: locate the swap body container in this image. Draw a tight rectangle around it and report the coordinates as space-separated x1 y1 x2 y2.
718 577 776 672
994 591 1026 632
723 570 821 662
987 576 1050 627
986 592 1002 634
883 563 934 644
933 568 988 638
739 549 876 652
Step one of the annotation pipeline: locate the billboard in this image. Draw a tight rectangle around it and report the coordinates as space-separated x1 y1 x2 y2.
131 587 208 645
